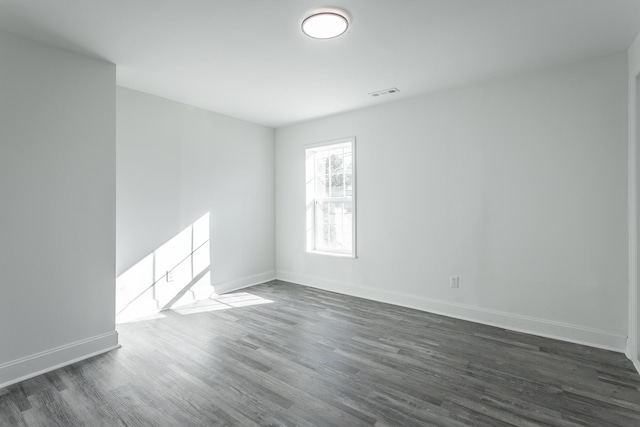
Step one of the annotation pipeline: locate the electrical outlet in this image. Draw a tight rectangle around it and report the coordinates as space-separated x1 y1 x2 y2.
166 271 174 282
450 276 459 288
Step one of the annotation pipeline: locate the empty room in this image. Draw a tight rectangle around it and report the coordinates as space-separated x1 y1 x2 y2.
3 0 640 425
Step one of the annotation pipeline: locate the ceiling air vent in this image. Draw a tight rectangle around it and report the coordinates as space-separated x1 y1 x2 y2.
369 87 400 97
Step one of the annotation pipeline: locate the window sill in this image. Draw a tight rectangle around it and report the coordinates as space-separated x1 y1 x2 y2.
307 250 356 259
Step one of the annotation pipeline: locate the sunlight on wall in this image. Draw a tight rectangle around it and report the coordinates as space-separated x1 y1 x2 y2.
116 212 213 323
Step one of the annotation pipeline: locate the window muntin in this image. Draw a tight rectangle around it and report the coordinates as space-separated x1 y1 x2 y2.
305 138 355 256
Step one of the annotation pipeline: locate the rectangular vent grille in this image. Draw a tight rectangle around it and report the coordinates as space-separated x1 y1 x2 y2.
369 87 400 97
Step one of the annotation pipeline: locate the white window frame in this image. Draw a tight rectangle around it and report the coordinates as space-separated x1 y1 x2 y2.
305 137 357 258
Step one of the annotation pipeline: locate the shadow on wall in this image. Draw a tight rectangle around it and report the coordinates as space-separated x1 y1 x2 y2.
116 212 213 324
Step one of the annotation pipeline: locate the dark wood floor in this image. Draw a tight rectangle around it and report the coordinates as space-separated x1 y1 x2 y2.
2 280 640 426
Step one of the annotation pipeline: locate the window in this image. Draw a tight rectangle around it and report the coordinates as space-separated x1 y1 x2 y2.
305 138 356 256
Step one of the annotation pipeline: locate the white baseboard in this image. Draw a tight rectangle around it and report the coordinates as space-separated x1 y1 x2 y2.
625 345 640 375
277 271 627 353
213 270 276 295
0 331 119 390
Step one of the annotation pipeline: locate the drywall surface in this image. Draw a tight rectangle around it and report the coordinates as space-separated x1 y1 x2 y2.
276 53 628 350
0 30 117 384
628 32 640 369
116 88 275 320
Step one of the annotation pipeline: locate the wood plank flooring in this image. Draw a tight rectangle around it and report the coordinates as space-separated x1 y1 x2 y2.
2 280 640 426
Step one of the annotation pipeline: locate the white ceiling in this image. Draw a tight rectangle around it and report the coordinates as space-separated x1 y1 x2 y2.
0 0 639 128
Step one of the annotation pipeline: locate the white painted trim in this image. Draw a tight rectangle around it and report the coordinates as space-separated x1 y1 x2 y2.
277 271 627 353
632 358 640 376
627 31 640 376
0 331 119 390
304 136 355 150
625 346 640 375
628 70 639 366
304 136 357 258
213 270 276 295
307 250 355 259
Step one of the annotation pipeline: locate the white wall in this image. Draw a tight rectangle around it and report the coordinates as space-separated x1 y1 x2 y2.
116 88 275 320
276 53 628 351
0 30 117 387
628 33 640 370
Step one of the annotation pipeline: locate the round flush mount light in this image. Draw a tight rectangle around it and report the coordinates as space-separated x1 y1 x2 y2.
302 10 349 39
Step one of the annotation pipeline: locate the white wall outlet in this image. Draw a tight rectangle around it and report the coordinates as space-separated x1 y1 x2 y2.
450 276 459 288
166 271 174 282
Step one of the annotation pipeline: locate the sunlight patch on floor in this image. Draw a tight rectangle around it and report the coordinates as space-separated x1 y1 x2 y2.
171 292 273 315
117 311 167 324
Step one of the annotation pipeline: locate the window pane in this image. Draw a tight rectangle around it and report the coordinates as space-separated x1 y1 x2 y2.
335 225 341 248
316 200 328 226
318 224 329 249
324 175 330 197
344 153 352 197
316 174 327 198
329 201 339 224
315 200 353 251
331 224 340 248
332 201 342 226
316 152 329 177
344 152 352 168
329 149 343 174
330 174 344 197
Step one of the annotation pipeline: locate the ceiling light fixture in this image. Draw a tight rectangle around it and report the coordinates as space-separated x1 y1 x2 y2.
302 10 349 39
